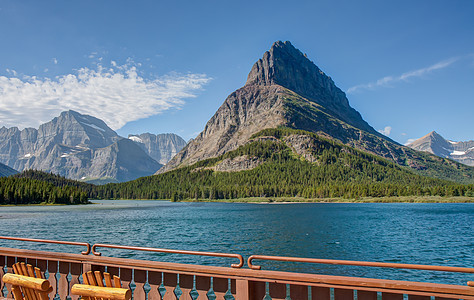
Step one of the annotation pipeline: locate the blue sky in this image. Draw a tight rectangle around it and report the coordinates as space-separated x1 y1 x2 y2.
0 0 473 145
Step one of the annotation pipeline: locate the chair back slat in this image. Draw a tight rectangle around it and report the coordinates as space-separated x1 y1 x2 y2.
113 276 121 288
94 271 105 287
104 273 113 288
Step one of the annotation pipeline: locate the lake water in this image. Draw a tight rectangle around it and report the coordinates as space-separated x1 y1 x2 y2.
0 201 472 285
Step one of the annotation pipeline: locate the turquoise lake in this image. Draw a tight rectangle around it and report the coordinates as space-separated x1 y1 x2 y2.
0 201 472 285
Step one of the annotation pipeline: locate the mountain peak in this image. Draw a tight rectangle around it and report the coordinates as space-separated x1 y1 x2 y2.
424 131 446 142
246 40 312 87
246 41 377 134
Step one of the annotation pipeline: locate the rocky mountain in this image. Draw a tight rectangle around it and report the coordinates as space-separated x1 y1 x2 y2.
0 162 17 177
408 131 474 166
128 133 186 165
158 41 474 184
0 110 162 182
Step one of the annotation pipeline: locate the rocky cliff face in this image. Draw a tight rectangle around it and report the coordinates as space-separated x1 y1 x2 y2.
158 41 387 173
159 84 288 172
88 139 162 182
0 110 162 182
408 131 474 166
128 133 186 165
246 41 377 134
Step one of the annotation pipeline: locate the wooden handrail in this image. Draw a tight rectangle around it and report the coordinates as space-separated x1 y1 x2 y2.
0 236 91 255
91 243 244 268
247 254 474 273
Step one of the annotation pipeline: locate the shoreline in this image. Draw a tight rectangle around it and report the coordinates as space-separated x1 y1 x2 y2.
173 196 473 204
2 197 472 206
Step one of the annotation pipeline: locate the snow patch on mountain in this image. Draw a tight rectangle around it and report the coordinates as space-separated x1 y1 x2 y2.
129 136 143 143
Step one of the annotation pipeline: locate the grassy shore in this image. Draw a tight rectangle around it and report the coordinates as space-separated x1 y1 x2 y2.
176 196 474 203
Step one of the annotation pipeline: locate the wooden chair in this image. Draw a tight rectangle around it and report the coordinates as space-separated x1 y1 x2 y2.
71 271 131 300
2 262 52 300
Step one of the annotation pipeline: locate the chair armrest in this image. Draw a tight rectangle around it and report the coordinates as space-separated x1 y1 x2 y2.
71 284 131 300
2 273 50 292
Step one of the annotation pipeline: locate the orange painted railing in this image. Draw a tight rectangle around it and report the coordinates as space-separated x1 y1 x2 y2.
0 236 473 300
248 254 474 273
0 236 91 255
91 243 244 268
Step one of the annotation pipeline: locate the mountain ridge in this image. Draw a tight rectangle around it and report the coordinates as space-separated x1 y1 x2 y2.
246 41 379 135
408 131 474 167
158 41 474 184
0 110 190 182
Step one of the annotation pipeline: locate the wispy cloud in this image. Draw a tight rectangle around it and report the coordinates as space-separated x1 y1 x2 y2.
404 138 416 146
378 126 392 136
0 62 211 130
347 56 460 94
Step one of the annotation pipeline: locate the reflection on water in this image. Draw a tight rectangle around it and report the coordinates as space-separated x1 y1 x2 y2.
0 201 472 285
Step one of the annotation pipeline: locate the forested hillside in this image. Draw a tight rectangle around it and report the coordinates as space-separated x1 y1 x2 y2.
91 128 474 200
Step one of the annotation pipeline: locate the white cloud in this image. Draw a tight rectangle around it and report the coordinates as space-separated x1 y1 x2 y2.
0 62 211 130
404 138 416 146
378 126 392 136
52 58 58 65
347 56 460 94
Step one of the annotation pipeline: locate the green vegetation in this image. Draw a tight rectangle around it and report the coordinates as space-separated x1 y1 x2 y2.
282 91 474 184
90 128 474 201
14 170 95 193
177 196 474 203
0 173 89 205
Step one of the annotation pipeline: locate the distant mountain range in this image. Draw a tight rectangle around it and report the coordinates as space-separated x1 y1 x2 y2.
158 41 474 184
408 131 474 167
0 111 186 182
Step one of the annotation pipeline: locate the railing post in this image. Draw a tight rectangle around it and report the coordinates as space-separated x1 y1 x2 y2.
82 262 91 274
236 279 250 300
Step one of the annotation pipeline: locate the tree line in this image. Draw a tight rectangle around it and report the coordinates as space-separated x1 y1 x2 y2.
0 175 88 205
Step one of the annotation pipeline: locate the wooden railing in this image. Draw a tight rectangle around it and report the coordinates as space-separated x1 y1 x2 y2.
0 237 473 300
